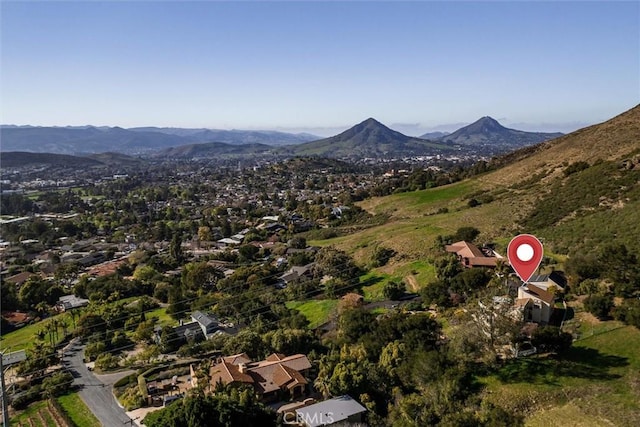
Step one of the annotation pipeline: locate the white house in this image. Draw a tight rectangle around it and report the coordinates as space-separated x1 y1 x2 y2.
516 283 555 324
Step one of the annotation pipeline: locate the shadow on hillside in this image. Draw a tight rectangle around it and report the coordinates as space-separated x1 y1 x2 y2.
354 275 384 294
495 347 627 385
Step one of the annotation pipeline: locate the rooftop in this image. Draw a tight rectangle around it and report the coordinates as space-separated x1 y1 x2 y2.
295 395 367 427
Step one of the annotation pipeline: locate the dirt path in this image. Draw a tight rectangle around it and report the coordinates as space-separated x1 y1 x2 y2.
405 274 420 292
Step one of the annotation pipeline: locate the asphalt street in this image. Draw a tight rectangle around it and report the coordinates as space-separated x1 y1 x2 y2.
62 338 134 427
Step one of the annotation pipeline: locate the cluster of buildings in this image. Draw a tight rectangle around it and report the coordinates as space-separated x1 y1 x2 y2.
446 240 567 325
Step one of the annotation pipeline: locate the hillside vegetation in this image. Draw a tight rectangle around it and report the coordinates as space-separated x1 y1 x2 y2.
310 104 640 425
324 105 640 264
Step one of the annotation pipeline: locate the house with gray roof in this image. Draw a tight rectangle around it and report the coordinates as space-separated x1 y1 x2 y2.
191 310 221 337
57 294 89 311
294 395 367 427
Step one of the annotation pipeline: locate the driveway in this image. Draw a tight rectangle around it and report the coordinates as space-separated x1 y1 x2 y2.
62 338 134 427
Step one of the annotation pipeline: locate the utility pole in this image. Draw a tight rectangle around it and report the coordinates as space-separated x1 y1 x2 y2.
0 352 9 427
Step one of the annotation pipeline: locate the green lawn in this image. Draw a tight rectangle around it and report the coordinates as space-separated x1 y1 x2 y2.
360 271 391 302
480 324 640 426
0 312 73 351
145 306 174 327
286 300 338 328
57 393 101 427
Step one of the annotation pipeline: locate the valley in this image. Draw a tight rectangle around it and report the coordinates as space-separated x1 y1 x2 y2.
1 105 639 426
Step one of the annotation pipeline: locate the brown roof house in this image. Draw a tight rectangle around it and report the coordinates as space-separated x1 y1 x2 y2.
4 271 38 287
445 241 505 268
190 353 312 402
516 283 555 324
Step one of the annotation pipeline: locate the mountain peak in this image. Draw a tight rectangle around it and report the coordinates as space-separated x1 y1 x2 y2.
468 116 506 132
438 116 563 152
292 118 453 158
359 117 385 126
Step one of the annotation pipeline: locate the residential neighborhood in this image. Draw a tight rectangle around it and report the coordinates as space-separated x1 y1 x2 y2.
2 152 639 427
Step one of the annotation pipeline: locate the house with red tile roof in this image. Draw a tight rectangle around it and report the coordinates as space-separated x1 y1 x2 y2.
445 241 505 268
190 353 312 402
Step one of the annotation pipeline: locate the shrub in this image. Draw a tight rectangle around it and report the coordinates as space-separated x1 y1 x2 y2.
119 384 146 410
84 341 107 361
372 246 396 267
584 294 614 319
11 384 42 410
114 373 137 388
383 280 406 301
563 161 590 176
42 372 74 397
613 298 640 329
95 353 121 371
453 226 480 242
574 279 606 296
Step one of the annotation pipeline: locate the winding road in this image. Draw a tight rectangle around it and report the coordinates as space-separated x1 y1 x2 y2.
62 338 134 427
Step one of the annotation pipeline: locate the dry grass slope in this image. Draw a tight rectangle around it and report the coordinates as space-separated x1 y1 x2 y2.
480 104 640 187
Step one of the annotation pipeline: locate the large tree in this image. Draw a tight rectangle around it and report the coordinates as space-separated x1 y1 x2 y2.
313 246 361 282
143 388 276 427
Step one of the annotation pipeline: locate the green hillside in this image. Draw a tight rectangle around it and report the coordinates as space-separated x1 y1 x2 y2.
319 105 640 265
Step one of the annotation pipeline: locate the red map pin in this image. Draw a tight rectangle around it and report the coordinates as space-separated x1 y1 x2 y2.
507 234 543 283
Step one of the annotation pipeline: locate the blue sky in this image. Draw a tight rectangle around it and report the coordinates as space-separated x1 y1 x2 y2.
1 1 638 136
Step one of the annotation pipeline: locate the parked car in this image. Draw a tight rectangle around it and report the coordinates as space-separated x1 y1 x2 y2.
516 342 537 357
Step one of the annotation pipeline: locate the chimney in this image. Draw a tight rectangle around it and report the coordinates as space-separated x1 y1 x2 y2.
238 363 248 374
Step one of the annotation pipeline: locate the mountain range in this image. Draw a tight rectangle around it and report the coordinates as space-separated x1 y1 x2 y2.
0 126 318 156
0 151 143 168
0 116 564 159
128 127 319 146
156 142 277 159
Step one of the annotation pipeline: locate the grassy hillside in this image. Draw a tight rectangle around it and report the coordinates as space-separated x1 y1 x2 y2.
480 322 640 426
317 105 640 264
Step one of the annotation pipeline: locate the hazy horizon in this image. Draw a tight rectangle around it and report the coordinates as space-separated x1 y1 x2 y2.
1 1 638 135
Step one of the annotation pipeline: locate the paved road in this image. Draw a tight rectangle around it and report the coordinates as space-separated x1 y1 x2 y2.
62 338 133 427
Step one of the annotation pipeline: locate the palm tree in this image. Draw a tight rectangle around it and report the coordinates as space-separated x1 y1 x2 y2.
59 318 69 339
35 301 48 317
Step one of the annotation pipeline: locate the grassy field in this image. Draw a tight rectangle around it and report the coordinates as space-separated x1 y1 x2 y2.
1 297 159 352
479 323 640 426
285 300 339 328
0 312 73 351
359 261 435 302
358 271 391 302
315 179 527 263
361 180 477 216
57 393 101 427
145 306 174 327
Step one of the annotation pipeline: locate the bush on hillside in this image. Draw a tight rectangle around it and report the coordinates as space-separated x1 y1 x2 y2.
563 161 590 176
584 294 614 320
